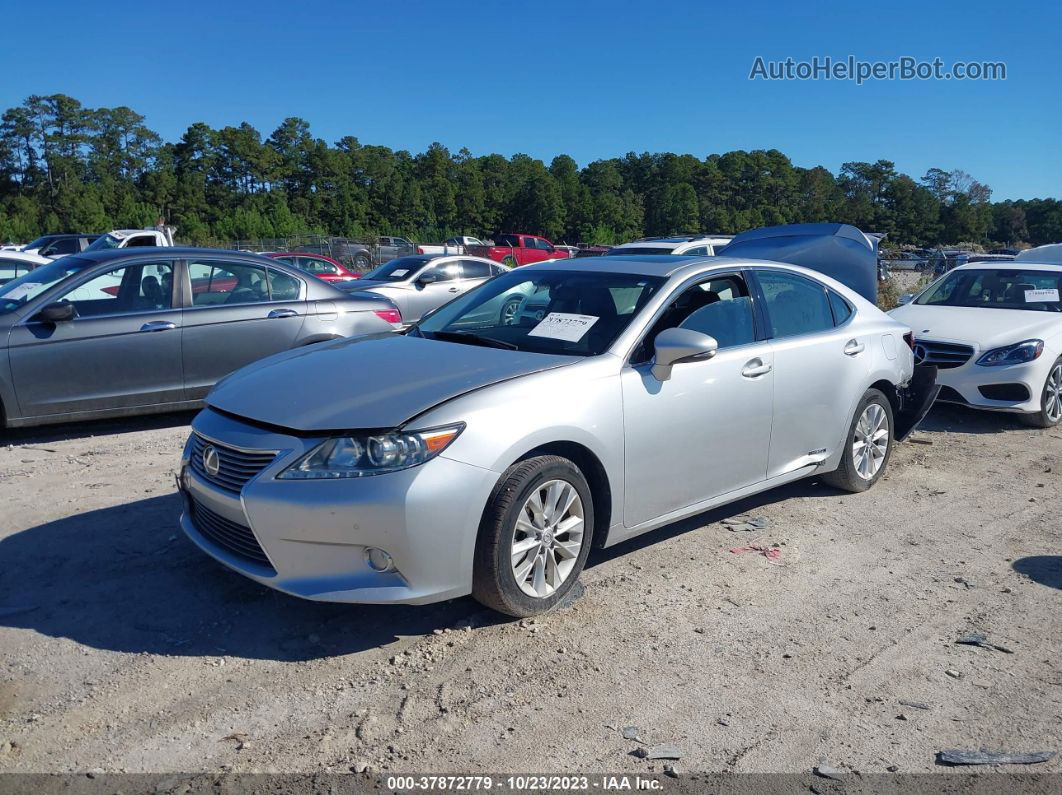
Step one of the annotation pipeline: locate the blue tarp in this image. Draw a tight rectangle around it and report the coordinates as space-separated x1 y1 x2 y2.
719 223 879 303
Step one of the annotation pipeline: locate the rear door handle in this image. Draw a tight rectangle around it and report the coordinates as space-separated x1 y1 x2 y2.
844 340 866 356
139 321 175 332
267 309 298 319
741 359 773 378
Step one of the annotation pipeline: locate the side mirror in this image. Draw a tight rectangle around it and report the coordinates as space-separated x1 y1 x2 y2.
416 272 438 287
36 302 77 323
897 293 915 306
651 327 718 381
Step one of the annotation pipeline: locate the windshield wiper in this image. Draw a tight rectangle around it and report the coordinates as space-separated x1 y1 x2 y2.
428 330 519 350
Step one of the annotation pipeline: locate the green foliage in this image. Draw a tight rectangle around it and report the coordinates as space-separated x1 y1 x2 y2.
0 94 1057 250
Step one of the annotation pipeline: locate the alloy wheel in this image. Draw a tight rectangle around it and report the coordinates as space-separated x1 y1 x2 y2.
500 298 520 325
852 403 889 480
1046 364 1062 423
510 479 585 598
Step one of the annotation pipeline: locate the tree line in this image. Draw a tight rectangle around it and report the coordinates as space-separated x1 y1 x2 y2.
1 94 1059 249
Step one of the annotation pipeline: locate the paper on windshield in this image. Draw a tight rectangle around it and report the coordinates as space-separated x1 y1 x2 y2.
528 312 599 343
3 283 41 301
1024 288 1059 302
391 269 409 277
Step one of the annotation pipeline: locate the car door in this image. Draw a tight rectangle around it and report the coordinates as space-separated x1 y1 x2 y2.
401 261 463 322
181 258 307 399
456 259 493 294
620 272 774 527
7 258 183 417
750 269 871 478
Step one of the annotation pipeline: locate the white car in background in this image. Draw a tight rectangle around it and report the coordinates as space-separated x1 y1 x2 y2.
0 251 51 285
891 259 1062 427
607 234 734 257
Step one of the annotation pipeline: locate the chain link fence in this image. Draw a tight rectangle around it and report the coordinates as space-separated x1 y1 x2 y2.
228 235 388 274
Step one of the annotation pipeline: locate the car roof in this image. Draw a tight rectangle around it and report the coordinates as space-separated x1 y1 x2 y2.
68 247 276 265
0 250 51 263
951 261 1062 273
523 254 780 279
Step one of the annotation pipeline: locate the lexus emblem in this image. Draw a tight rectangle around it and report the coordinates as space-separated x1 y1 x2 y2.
913 344 927 364
202 445 221 478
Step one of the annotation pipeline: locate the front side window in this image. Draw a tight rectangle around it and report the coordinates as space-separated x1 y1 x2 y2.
915 269 1062 312
298 257 340 275
756 270 834 338
424 262 460 283
416 269 666 357
634 274 756 362
45 238 80 256
55 261 174 317
189 261 272 306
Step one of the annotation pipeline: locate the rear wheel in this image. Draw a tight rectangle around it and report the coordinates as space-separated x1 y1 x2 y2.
822 388 894 493
1020 358 1062 428
354 253 371 270
473 456 593 617
499 296 522 325
501 255 517 267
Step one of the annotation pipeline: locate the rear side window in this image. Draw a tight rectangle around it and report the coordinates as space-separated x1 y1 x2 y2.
757 271 834 339
828 290 853 325
460 259 493 279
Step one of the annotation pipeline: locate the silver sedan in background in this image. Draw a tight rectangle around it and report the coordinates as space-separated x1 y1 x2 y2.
0 248 400 429
340 254 509 325
179 251 934 617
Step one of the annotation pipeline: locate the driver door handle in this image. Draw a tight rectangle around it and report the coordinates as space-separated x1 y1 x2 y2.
741 359 773 378
844 340 866 356
139 321 176 332
267 308 298 319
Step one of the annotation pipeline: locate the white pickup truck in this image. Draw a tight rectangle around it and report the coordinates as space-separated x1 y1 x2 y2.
415 235 486 256
85 227 177 251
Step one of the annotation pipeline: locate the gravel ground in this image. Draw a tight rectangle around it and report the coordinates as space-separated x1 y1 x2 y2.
0 405 1060 778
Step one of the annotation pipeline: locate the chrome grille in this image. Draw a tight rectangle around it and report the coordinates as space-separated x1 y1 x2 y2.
189 433 277 493
189 497 273 569
914 339 974 369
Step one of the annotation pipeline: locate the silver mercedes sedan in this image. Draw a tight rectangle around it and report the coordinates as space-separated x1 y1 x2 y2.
179 253 931 617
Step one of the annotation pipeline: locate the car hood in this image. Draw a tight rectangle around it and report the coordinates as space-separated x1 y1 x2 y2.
205 334 576 431
890 303 1061 348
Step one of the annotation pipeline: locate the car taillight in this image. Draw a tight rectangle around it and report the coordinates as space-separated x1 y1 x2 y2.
903 331 915 350
374 309 402 324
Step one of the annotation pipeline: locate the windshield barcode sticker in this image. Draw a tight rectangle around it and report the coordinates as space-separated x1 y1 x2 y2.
1025 288 1059 302
391 269 409 277
527 312 599 343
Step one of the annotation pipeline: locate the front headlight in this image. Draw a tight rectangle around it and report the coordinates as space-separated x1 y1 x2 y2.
277 424 464 479
975 339 1044 367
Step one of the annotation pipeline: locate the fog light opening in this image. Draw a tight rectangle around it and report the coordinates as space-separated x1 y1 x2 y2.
365 547 395 573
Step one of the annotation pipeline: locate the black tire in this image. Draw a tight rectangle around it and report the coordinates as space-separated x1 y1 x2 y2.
822 388 894 493
354 253 371 270
473 455 594 618
501 255 517 268
1020 357 1062 428
499 296 522 325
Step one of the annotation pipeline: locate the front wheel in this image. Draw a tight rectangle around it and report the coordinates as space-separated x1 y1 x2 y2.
1020 358 1062 428
499 296 522 325
473 456 593 617
501 255 517 267
822 388 894 493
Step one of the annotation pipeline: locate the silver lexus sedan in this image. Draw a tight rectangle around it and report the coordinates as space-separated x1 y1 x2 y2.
179 254 932 617
0 248 400 429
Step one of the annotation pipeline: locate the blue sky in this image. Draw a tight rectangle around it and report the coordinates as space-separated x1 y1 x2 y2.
2 0 1058 200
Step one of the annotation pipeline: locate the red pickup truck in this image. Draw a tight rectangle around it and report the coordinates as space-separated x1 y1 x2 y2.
467 234 573 267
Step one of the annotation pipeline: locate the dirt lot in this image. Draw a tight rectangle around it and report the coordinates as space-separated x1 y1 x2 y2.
0 404 1060 778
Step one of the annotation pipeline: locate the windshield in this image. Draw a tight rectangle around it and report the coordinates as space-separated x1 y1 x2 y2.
23 235 59 250
0 258 92 314
415 269 666 356
915 269 1062 312
362 256 433 281
85 234 122 251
